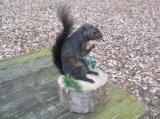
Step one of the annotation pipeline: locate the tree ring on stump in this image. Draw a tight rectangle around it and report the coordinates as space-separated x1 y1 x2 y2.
58 70 107 113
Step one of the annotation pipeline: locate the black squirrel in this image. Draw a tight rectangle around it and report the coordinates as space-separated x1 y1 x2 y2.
52 6 103 83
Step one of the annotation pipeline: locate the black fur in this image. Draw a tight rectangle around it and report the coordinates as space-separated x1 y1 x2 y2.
51 6 73 74
52 6 103 83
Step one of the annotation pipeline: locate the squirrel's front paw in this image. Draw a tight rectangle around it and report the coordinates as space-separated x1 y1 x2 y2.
88 79 95 83
90 44 95 49
93 72 99 75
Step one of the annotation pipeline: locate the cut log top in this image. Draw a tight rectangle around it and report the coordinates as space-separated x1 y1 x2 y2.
58 70 107 91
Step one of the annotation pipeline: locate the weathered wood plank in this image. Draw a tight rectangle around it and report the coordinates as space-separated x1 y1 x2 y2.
0 67 60 108
20 96 59 119
0 49 149 119
81 82 149 119
21 102 65 119
0 67 58 97
0 92 59 119
56 112 82 119
0 49 53 83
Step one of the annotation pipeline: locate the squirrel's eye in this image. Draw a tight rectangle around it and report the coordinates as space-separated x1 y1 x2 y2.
93 31 97 34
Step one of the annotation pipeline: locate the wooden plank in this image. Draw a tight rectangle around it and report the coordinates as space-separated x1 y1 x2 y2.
0 49 53 83
82 82 149 119
0 49 149 119
0 67 60 108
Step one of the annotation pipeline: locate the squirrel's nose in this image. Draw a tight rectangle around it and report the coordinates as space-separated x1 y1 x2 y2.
100 32 103 39
100 37 103 41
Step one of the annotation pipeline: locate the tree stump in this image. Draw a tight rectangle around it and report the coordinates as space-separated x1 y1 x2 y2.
58 70 107 113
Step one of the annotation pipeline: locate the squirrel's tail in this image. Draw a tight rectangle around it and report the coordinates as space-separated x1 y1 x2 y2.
52 6 73 74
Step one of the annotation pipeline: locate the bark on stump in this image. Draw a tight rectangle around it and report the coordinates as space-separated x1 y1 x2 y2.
58 70 107 113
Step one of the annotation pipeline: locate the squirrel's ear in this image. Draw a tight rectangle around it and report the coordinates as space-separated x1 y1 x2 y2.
82 24 93 36
83 23 93 30
83 27 89 37
83 29 88 36
83 25 89 30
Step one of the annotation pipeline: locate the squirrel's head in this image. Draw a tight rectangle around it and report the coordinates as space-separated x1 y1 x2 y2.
82 23 103 41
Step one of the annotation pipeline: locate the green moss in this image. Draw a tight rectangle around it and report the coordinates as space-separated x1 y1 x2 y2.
118 101 145 119
63 74 82 92
84 82 146 119
0 48 51 68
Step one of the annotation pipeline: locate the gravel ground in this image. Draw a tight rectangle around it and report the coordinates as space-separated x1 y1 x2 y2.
1 0 160 118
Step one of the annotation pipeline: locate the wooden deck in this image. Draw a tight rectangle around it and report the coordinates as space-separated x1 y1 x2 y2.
0 49 149 119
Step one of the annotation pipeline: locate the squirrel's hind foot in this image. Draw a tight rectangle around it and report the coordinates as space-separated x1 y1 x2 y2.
87 71 99 76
